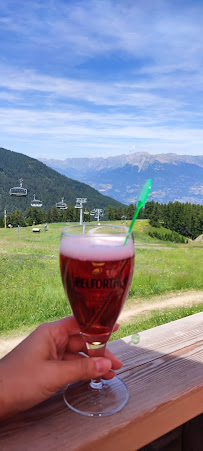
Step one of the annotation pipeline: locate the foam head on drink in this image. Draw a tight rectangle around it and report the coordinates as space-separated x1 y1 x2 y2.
60 234 134 345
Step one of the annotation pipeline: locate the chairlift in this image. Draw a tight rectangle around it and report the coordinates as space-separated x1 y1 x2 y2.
75 198 87 209
91 209 103 221
56 197 67 209
9 179 27 197
31 194 43 208
83 209 90 215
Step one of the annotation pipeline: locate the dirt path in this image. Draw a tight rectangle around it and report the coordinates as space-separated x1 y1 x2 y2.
119 290 203 322
0 291 202 359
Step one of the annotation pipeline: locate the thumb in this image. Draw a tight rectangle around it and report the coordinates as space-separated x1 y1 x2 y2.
50 357 112 388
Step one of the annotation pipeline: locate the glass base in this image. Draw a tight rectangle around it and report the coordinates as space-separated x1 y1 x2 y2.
63 377 129 417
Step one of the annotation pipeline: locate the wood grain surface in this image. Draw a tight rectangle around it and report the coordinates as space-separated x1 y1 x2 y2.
0 313 203 451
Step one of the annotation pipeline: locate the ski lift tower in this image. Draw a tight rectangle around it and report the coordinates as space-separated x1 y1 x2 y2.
75 198 87 225
90 208 103 223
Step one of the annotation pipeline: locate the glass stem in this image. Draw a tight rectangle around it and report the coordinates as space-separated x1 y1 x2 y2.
86 342 106 390
90 378 103 389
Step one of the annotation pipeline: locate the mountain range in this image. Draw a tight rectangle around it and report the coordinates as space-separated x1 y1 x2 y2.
40 152 203 205
0 147 123 217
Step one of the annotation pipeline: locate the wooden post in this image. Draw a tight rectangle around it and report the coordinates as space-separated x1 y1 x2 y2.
4 209 6 229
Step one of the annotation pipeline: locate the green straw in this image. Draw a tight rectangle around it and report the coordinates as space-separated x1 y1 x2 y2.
124 179 152 245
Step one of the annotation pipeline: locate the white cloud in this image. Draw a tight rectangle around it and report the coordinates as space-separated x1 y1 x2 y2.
1 1 203 63
0 106 203 157
0 91 21 102
0 1 202 158
0 64 187 113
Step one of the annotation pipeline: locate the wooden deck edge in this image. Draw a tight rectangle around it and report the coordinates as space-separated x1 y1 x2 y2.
78 385 203 451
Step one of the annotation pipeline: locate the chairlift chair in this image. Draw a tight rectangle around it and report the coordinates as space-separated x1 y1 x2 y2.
9 179 27 197
31 194 43 208
56 198 67 209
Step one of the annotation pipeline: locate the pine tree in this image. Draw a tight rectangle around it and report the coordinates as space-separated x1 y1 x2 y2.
0 216 4 228
107 206 116 220
127 204 135 220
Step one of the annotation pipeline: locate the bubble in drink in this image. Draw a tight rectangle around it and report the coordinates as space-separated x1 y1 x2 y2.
60 235 134 344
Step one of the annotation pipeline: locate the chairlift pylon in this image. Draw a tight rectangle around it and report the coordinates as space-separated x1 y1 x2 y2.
75 198 87 225
9 178 27 197
75 198 87 209
90 208 103 222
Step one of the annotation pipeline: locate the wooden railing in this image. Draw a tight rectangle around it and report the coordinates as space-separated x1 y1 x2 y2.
0 313 203 450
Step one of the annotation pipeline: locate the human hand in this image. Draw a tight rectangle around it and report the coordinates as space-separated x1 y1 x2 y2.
0 316 122 419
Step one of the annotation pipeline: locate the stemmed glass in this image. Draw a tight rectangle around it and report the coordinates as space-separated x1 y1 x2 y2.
59 224 134 416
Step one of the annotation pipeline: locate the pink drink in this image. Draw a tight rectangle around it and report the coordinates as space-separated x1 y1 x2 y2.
60 235 134 344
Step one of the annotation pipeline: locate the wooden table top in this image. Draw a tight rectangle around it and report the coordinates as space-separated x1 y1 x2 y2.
1 313 203 451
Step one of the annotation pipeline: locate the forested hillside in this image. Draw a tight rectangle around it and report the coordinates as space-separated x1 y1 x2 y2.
106 201 203 240
0 147 123 217
1 198 202 242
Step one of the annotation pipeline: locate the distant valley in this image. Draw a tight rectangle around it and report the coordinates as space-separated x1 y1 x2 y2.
40 152 203 205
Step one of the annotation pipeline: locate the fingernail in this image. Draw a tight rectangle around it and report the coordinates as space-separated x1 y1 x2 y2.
95 358 111 373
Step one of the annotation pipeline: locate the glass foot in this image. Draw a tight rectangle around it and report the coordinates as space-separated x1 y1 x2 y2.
63 377 129 417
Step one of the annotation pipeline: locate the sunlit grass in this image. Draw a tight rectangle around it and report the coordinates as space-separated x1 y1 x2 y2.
0 221 202 334
129 247 203 298
110 305 203 341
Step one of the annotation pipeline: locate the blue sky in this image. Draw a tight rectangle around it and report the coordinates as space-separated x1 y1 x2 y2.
0 0 203 160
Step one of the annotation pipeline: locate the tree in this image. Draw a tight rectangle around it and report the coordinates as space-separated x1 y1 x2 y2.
83 207 91 222
107 206 116 220
6 210 25 227
144 201 156 219
115 206 124 220
127 204 135 220
50 206 59 223
149 203 161 228
66 206 74 222
45 209 52 223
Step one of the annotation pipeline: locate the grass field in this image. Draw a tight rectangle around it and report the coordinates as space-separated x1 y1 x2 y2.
110 304 202 341
0 220 203 335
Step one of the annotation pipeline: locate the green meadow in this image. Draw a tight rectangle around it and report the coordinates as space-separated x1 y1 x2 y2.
0 220 203 336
